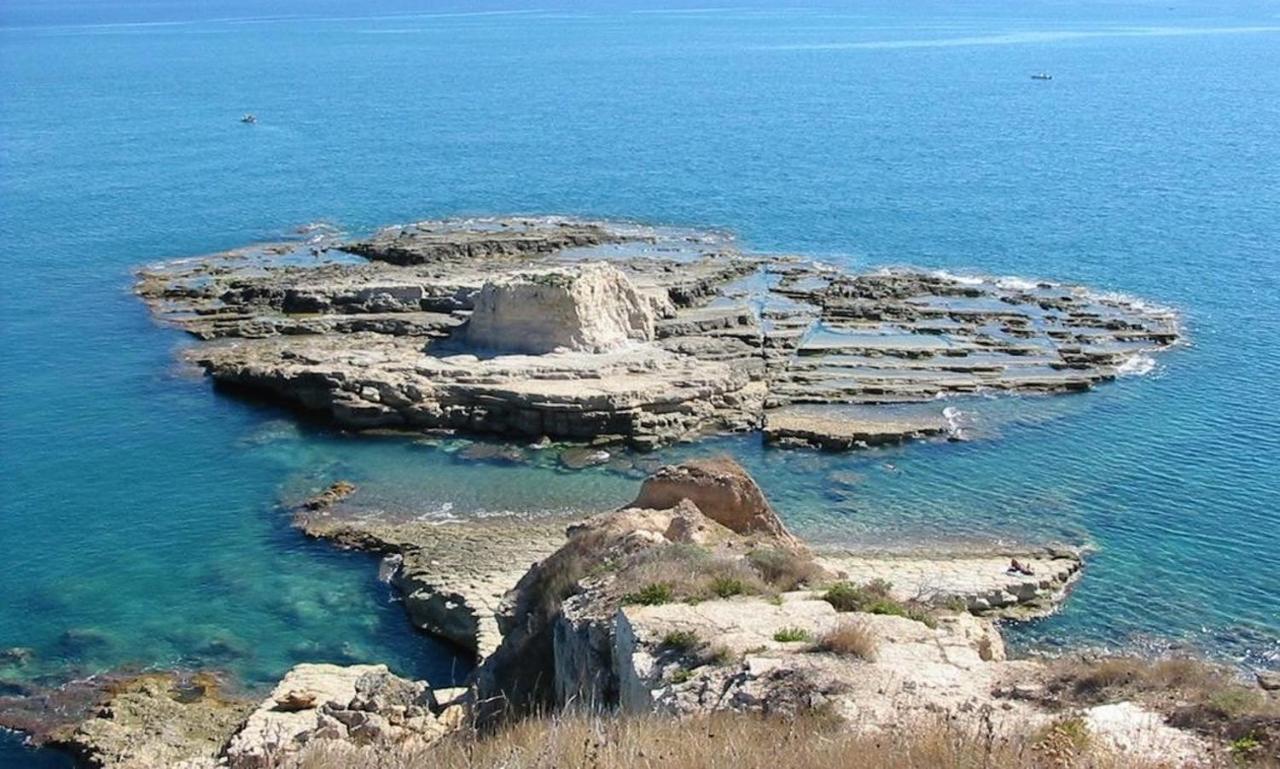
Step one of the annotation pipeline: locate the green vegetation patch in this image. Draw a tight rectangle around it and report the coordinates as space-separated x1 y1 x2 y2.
821 580 938 628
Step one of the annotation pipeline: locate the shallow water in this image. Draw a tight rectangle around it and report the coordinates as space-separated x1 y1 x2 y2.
3 1 1279 764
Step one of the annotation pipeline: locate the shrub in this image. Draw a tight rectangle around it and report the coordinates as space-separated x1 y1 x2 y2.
661 630 700 651
1209 688 1264 718
814 622 878 661
1034 715 1091 766
625 582 674 606
669 667 693 684
710 575 747 598
821 581 937 627
773 627 812 643
747 547 825 591
822 582 865 612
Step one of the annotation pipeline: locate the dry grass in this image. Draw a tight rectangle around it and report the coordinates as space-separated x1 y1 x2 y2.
1046 655 1280 756
747 546 826 591
290 709 1235 769
814 621 878 661
614 544 771 605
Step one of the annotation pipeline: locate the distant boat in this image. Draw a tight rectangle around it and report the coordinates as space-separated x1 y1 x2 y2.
1031 73 1053 81
240 113 257 124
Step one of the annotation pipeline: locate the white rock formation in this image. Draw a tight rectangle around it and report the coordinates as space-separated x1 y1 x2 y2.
224 663 445 769
1085 702 1209 766
464 263 656 354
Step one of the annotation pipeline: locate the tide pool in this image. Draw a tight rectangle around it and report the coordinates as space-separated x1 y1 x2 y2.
2 1 1278 765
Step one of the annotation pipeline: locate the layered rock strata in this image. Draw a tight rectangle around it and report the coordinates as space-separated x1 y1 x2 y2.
136 216 1179 450
817 547 1083 619
296 495 568 660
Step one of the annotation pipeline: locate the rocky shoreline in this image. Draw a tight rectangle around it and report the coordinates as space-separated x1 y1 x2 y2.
4 217 1242 768
136 216 1179 451
7 458 1269 769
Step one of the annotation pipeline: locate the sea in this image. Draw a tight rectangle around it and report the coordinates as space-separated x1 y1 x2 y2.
2 1 1278 765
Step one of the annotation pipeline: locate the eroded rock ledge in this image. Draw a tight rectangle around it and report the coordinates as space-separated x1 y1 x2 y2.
137 216 1179 451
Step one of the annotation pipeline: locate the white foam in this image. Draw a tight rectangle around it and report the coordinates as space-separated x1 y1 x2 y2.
1116 354 1157 377
1090 290 1176 316
930 269 985 287
996 276 1039 291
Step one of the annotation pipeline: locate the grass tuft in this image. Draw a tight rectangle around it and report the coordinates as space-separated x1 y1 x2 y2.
624 582 674 606
814 622 878 661
661 630 700 652
773 627 812 643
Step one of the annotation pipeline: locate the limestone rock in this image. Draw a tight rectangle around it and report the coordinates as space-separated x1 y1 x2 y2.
135 216 1179 452
629 457 799 546
346 218 624 265
474 458 818 721
225 664 446 769
25 672 252 769
613 597 1014 727
296 510 568 660
817 548 1084 619
464 263 655 354
763 409 950 450
1085 702 1209 766
473 499 728 719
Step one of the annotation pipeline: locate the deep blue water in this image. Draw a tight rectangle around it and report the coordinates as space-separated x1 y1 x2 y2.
3 2 1279 765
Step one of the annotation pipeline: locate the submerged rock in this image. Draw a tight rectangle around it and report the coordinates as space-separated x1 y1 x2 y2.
295 503 568 659
763 409 951 450
0 671 253 769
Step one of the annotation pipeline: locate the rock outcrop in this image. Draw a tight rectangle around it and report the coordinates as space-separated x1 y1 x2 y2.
225 664 448 768
763 409 952 450
136 216 1179 451
296 504 568 660
0 671 253 769
345 218 625 265
817 547 1083 619
613 596 1017 724
474 457 806 720
465 263 658 354
629 456 801 546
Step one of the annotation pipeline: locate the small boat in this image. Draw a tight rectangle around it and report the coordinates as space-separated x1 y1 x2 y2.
240 113 257 124
1031 73 1053 81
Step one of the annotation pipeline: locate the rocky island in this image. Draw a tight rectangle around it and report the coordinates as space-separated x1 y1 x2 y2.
136 216 1180 451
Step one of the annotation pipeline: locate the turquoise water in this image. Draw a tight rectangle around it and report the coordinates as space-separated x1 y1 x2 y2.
3 2 1279 764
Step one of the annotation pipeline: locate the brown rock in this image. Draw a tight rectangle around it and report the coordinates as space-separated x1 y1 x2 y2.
629 457 799 546
302 481 357 512
273 689 317 712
